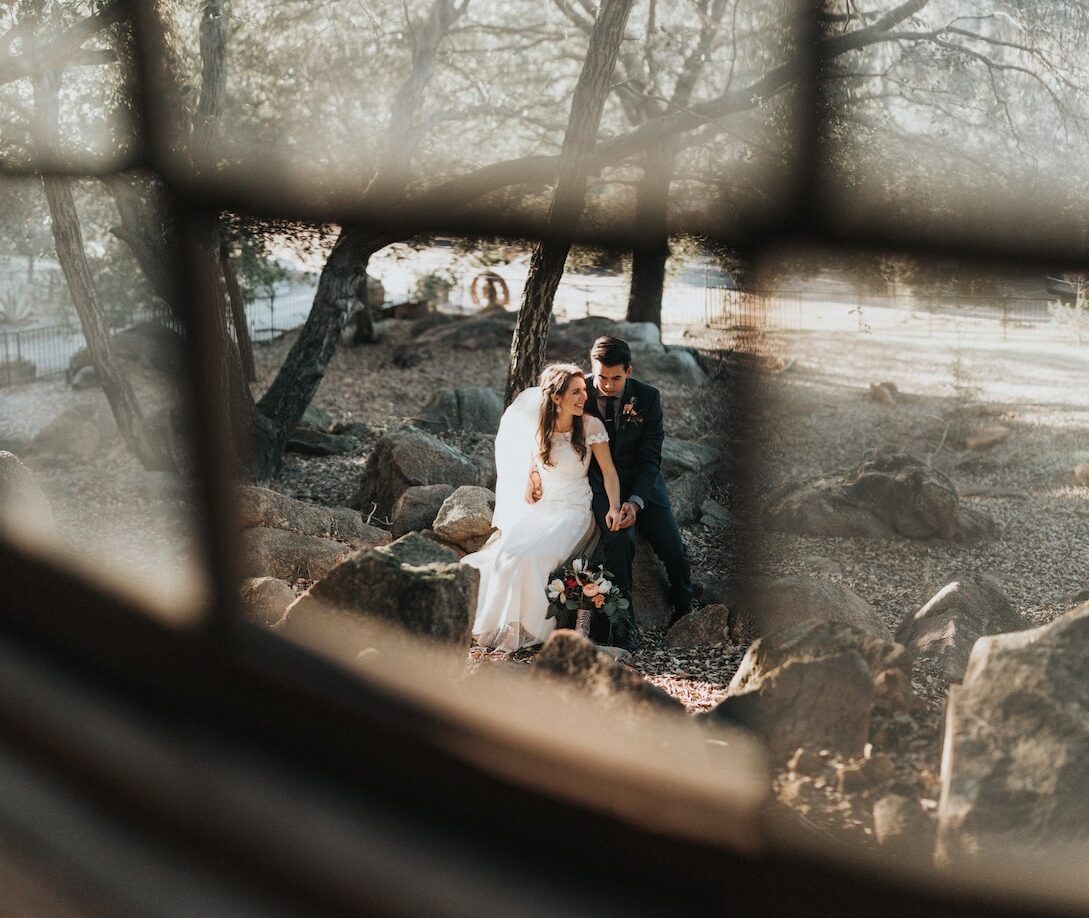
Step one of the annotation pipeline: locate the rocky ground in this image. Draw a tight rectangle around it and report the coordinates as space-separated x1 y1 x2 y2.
6 305 1089 854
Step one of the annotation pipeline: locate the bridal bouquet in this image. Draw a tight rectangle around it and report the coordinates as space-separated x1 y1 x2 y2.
545 557 631 639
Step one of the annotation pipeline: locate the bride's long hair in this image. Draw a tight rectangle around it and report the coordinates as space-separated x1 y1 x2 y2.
536 363 588 467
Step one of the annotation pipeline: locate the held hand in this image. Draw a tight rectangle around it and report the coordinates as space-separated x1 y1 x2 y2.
618 501 639 529
605 506 623 531
525 471 543 504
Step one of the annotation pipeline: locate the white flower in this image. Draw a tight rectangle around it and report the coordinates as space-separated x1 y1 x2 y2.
547 579 565 600
597 579 612 594
572 558 584 572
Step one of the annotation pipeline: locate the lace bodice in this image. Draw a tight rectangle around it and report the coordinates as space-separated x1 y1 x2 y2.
533 415 607 504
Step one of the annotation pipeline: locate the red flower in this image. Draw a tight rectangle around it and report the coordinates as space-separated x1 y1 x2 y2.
566 577 578 589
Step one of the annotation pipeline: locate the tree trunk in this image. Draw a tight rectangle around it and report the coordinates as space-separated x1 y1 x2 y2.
258 228 385 434
505 0 636 405
220 242 256 382
626 144 676 327
33 73 171 470
103 174 176 314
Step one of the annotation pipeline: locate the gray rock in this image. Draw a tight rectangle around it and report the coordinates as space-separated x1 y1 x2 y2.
413 313 516 350
0 451 55 540
729 574 891 643
70 365 99 389
629 530 673 630
280 532 477 649
285 427 359 456
634 350 709 390
300 404 333 431
416 387 504 435
709 620 908 760
237 486 391 550
239 577 295 628
765 447 997 543
896 576 1024 683
937 602 1089 865
660 437 721 480
665 604 729 649
391 484 455 538
432 486 496 552
241 527 351 581
873 794 934 861
67 322 185 380
666 471 710 527
28 402 117 459
351 427 480 521
698 573 735 607
550 317 665 354
532 630 682 712
700 498 733 529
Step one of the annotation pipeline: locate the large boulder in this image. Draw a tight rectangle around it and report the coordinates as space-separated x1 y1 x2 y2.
666 471 710 527
415 387 504 435
532 630 681 712
708 620 908 760
764 447 997 543
431 486 495 552
547 317 666 356
351 427 479 520
413 313 517 350
873 794 935 862
895 576 1024 683
0 451 55 540
631 349 709 390
239 577 295 628
67 322 185 381
241 527 351 581
629 530 674 630
237 486 391 550
660 437 721 480
937 602 1089 866
391 483 455 538
300 404 333 431
665 604 729 650
28 402 114 459
279 532 478 649
729 574 891 643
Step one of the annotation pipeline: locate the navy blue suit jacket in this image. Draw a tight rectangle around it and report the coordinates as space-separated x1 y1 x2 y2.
584 375 670 509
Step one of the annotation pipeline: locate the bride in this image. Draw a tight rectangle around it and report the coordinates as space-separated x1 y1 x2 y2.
461 363 623 652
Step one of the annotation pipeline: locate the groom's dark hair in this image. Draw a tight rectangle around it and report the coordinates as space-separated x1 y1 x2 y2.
590 336 630 369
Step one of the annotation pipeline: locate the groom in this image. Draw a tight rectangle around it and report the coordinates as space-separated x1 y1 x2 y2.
584 336 693 650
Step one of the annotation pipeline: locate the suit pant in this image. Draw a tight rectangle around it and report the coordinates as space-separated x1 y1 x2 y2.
591 490 693 633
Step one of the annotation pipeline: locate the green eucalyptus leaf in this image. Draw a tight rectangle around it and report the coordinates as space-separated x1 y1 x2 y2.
618 598 630 609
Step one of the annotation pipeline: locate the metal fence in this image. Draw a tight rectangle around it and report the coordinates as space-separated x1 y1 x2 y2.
0 280 1067 388
700 288 1060 343
0 283 319 388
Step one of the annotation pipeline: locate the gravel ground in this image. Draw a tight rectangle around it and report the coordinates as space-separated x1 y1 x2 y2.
8 306 1088 848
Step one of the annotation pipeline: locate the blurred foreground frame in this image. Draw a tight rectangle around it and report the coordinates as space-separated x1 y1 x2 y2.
1 0 1089 915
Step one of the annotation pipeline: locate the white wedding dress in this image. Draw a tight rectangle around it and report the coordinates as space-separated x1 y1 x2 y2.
461 390 609 652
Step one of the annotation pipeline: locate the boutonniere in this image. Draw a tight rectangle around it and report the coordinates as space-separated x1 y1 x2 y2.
619 396 643 427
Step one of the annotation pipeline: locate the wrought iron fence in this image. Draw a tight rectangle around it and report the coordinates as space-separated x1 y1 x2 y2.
0 279 1067 389
0 283 319 388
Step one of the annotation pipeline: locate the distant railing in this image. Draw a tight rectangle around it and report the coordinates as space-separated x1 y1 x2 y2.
0 282 1068 388
0 283 318 388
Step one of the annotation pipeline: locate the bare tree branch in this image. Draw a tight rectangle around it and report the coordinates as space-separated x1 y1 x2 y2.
0 0 127 86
